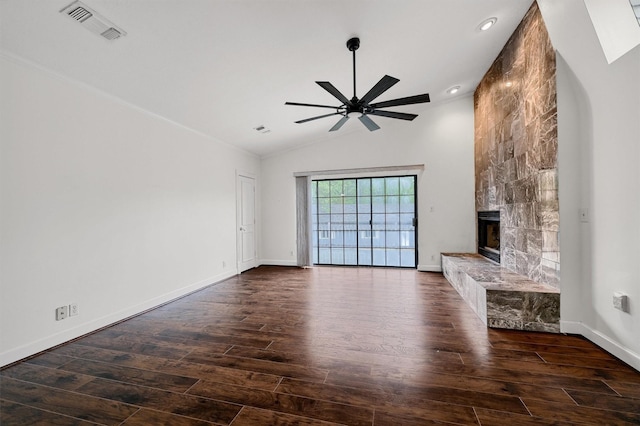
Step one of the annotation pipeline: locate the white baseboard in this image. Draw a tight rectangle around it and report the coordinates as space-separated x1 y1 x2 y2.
561 320 640 371
418 264 442 272
259 261 441 271
0 270 237 368
259 259 298 267
260 261 439 271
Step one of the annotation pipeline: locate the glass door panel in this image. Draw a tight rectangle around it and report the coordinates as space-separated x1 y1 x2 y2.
311 176 417 268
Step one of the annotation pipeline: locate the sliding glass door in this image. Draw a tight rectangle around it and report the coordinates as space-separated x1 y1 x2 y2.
311 176 417 268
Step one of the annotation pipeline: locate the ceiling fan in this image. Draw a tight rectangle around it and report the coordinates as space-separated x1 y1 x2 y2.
285 37 430 132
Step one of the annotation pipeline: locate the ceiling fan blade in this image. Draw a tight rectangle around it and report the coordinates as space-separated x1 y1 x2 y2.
295 112 341 124
285 102 340 109
370 93 430 109
358 114 380 131
359 75 400 105
329 115 350 132
316 81 352 106
368 110 418 121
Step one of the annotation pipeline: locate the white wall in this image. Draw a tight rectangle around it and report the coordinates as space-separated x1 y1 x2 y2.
539 0 640 370
260 96 476 270
0 55 260 366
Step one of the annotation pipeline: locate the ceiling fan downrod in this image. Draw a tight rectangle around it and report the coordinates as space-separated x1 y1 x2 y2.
347 37 360 103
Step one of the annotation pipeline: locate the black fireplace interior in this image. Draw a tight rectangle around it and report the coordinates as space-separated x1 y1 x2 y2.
478 211 500 263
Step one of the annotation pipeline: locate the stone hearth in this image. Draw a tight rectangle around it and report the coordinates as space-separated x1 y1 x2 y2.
442 253 560 333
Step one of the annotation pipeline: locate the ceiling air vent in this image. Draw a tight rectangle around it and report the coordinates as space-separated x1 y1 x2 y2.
100 28 123 41
68 6 92 22
60 1 126 41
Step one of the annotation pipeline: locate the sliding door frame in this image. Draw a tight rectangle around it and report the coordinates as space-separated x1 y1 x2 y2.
310 175 418 269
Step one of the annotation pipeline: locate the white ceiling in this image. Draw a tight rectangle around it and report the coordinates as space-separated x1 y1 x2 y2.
0 0 533 157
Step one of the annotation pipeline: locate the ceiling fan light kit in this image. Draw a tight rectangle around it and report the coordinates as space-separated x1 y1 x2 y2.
286 37 430 132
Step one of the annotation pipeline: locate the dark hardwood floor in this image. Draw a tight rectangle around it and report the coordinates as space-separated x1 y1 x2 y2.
2 266 639 425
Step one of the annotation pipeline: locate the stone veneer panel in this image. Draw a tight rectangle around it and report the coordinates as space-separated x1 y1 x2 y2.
474 2 559 288
442 253 560 333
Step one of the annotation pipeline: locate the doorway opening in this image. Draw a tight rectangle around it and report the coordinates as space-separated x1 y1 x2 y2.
311 176 417 268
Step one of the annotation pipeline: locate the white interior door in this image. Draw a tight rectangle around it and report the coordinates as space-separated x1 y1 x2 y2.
237 174 256 272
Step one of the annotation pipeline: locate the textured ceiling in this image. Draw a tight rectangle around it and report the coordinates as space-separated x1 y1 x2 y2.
0 0 533 156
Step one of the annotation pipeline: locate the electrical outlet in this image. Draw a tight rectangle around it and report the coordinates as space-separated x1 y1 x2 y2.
56 306 68 321
69 303 79 317
222 261 226 268
579 208 589 223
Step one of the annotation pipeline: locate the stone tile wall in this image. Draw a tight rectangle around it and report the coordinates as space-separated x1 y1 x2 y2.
474 2 559 288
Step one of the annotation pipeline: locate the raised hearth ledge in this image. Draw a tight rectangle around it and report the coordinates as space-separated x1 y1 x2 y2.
442 253 560 333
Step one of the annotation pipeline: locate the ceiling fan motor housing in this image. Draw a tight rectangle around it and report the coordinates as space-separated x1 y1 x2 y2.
346 37 360 51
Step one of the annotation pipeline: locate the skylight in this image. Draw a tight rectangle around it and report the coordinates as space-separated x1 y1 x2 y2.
630 0 640 26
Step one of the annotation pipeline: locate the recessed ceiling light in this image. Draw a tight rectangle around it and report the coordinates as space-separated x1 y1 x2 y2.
447 86 461 95
478 17 497 31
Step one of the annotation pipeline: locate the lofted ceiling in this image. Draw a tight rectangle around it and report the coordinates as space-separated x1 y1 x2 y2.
0 0 533 157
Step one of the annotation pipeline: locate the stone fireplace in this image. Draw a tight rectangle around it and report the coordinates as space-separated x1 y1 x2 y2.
441 2 561 333
478 211 500 263
474 1 559 289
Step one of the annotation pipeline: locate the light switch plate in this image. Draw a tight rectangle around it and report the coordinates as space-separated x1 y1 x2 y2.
613 292 629 312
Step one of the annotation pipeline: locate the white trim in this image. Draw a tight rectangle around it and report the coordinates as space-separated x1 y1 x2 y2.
0 270 236 368
418 264 442 272
294 164 425 178
259 259 298 267
236 170 257 180
561 320 640 372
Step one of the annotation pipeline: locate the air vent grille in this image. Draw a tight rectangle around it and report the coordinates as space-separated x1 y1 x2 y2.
60 1 126 41
101 28 122 40
68 6 92 22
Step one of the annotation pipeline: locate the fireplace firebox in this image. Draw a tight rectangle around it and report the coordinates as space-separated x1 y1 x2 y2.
478 211 500 263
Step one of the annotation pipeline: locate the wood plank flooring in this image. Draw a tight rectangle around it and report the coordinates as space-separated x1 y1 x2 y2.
2 266 639 425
